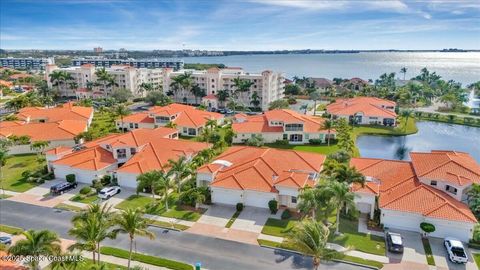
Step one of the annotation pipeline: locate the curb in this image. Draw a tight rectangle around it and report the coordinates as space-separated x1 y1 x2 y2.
259 244 380 270
147 223 184 232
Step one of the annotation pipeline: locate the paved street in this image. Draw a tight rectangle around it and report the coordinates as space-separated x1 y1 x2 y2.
0 200 370 270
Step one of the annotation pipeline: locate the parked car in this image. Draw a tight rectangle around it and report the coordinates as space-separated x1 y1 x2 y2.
50 181 77 195
444 237 468 264
0 236 12 245
217 108 226 114
98 186 121 199
386 232 404 253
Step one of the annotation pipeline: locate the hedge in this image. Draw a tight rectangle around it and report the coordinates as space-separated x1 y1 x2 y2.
100 246 193 270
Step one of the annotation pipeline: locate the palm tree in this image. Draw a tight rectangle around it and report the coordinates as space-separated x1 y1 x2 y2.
49 251 83 270
297 187 321 218
250 91 260 109
205 119 217 132
156 170 174 211
325 181 356 235
191 83 206 104
50 70 65 94
139 82 154 96
30 140 50 161
168 156 192 193
70 204 116 264
114 104 131 132
400 109 413 131
9 230 61 270
165 121 177 129
322 119 334 146
284 219 335 270
95 68 112 92
400 67 407 80
216 89 229 108
331 164 365 185
137 170 162 199
309 90 321 116
189 188 206 210
114 208 155 269
233 77 254 106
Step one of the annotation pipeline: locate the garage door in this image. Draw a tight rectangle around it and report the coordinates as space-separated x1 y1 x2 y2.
211 188 242 206
429 221 472 242
244 191 276 208
382 211 423 232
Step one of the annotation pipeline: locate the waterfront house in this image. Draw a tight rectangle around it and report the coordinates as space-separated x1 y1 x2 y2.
326 97 397 126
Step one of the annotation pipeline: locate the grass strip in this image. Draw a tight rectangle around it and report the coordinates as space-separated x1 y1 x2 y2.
54 203 84 212
146 219 190 231
421 238 435 266
0 224 23 235
100 246 193 270
225 211 241 228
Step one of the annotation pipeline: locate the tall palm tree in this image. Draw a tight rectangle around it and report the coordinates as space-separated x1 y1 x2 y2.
309 90 321 116
191 83 205 104
331 164 365 185
114 208 155 269
297 187 321 218
400 109 413 131
168 156 192 193
325 181 356 235
114 104 131 132
156 170 174 211
205 119 217 132
250 91 260 109
9 230 61 270
284 219 335 270
50 70 65 94
70 204 116 264
216 89 229 108
95 68 114 93
139 82 154 96
322 119 334 146
233 77 254 106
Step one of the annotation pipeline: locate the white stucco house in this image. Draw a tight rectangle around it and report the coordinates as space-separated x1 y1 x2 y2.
197 146 325 209
326 97 397 126
351 150 480 242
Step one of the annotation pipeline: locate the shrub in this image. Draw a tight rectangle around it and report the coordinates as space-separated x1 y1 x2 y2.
420 222 436 235
36 178 45 184
132 97 145 102
91 179 104 193
43 172 55 180
66 174 76 183
236 203 244 212
281 209 292 220
21 170 32 178
274 139 289 145
309 139 324 145
268 200 278 214
100 175 112 186
80 186 92 195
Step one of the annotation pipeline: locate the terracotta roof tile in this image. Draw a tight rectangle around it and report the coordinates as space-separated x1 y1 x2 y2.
327 97 397 118
17 102 93 123
147 103 223 128
0 120 87 141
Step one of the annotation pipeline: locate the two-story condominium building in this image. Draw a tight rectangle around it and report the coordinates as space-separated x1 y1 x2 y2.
116 103 224 137
197 146 325 208
351 150 480 242
0 57 54 70
326 97 397 126
163 67 285 111
0 102 93 154
45 64 163 98
232 109 335 144
48 128 210 188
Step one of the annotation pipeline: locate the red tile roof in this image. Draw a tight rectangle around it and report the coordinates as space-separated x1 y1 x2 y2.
199 146 325 193
203 94 217 100
121 112 154 124
233 109 333 134
0 120 87 141
148 103 223 128
351 156 478 223
17 102 93 123
53 146 117 171
410 150 480 186
326 97 397 118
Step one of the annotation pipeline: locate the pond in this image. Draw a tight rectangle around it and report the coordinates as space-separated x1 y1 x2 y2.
356 121 480 162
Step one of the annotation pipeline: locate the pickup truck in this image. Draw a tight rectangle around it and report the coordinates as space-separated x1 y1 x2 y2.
444 237 468 264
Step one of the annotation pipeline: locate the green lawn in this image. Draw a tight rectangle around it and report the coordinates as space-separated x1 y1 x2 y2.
265 143 340 155
0 224 24 235
115 195 155 210
146 219 190 231
0 194 12 199
70 193 100 204
473 253 480 268
352 117 418 138
86 111 120 140
2 154 45 192
54 203 84 212
261 218 297 237
257 239 384 269
329 217 385 256
115 194 203 221
100 246 193 270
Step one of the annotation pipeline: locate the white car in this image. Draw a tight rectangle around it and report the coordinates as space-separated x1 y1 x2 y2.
444 237 468 264
98 186 121 199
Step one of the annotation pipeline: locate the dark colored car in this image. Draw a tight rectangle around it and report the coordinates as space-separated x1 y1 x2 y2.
386 232 404 253
50 181 77 195
0 236 12 245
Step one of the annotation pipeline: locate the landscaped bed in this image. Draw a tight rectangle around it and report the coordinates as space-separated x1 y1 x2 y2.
422 238 435 266
0 224 23 235
100 246 193 270
473 253 480 268
54 203 84 212
70 193 99 204
2 154 46 192
146 219 190 231
261 218 297 237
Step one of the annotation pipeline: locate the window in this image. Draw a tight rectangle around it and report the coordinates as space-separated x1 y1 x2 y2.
130 148 136 155
129 123 134 128
283 134 288 140
285 123 303 131
188 128 196 136
134 123 139 129
430 180 437 186
445 185 457 195
183 127 188 133
291 196 297 203
117 149 127 159
305 134 310 140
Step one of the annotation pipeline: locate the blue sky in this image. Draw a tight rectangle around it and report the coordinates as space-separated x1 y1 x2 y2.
1 0 479 50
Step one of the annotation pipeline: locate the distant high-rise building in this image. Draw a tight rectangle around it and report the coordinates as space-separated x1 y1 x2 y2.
93 47 103 53
0 57 54 70
72 58 184 70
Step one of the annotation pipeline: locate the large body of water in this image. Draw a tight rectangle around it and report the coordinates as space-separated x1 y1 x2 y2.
185 52 480 85
356 121 480 162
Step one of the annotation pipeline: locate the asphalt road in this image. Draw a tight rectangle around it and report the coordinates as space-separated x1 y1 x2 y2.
0 200 369 270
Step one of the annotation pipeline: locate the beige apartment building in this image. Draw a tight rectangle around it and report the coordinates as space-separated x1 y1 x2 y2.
162 67 285 111
45 64 163 98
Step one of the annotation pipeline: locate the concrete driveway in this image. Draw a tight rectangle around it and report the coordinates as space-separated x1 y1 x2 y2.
230 206 270 233
197 204 236 227
99 186 136 208
429 237 478 270
386 229 427 265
